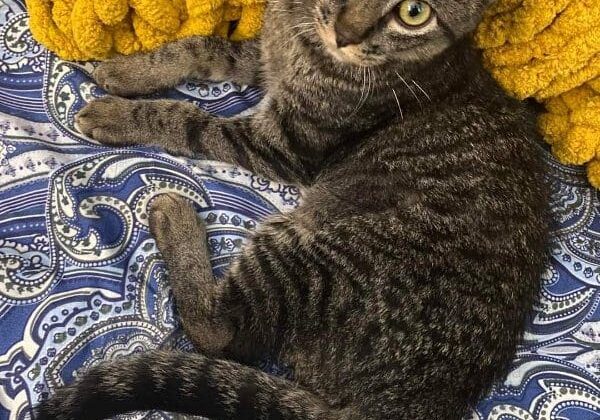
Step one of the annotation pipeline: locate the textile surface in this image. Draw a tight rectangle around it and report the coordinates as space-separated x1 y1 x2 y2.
0 1 599 419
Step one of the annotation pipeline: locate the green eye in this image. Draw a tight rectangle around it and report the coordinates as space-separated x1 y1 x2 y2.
397 0 433 27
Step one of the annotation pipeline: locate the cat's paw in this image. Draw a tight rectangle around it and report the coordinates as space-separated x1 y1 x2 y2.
149 193 206 256
94 57 160 97
76 96 140 145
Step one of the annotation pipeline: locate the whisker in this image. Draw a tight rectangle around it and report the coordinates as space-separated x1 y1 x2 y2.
370 67 379 95
412 79 432 102
366 68 372 105
359 66 367 108
388 85 404 121
288 18 315 30
395 71 422 108
290 22 316 28
287 27 316 45
348 66 368 117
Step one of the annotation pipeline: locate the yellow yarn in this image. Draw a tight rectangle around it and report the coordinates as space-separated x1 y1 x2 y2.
25 0 266 60
476 0 600 187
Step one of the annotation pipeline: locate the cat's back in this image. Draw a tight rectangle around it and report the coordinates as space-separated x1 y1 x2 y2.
285 87 549 419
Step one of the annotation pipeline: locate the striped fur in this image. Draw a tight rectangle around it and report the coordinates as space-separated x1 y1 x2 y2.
37 351 356 420
38 0 549 419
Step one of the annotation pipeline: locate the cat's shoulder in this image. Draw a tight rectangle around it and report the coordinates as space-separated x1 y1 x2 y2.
380 93 538 146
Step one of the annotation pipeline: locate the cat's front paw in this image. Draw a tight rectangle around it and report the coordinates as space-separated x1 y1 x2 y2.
94 57 160 97
76 96 141 146
149 193 206 257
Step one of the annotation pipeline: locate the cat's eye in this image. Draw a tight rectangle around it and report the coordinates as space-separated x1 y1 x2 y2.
396 0 433 28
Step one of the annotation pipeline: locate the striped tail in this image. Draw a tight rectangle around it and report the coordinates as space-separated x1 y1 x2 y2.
34 351 351 420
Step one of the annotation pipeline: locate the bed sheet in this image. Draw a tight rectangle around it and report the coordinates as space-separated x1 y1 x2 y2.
0 1 599 419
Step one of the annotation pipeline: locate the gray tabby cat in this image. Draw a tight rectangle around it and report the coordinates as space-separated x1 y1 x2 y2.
36 0 549 419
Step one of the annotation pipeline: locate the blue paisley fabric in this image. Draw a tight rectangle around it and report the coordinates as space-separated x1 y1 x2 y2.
0 1 598 419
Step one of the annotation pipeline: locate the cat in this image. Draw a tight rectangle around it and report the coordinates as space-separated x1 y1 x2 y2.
35 0 549 419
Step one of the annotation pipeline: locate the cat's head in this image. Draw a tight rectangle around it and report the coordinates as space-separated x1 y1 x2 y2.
279 0 493 67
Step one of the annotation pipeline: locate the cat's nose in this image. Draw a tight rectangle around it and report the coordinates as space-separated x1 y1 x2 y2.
334 0 380 48
335 25 361 48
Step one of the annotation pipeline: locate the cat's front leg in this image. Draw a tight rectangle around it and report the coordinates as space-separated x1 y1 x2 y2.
94 38 260 97
77 97 307 183
76 96 206 157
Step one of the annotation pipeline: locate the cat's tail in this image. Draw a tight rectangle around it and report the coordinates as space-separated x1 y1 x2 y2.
34 350 355 420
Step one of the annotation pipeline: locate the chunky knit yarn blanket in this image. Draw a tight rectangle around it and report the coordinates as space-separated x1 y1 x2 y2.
25 0 265 60
476 0 600 188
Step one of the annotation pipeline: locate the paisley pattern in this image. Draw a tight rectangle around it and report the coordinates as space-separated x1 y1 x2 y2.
0 1 597 419
470 155 600 420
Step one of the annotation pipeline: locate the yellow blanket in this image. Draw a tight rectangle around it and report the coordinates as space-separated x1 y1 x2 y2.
26 0 265 60
476 0 600 187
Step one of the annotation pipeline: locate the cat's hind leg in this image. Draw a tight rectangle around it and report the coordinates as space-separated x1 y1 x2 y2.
93 38 260 97
149 193 235 355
